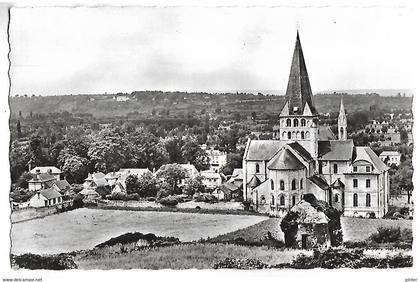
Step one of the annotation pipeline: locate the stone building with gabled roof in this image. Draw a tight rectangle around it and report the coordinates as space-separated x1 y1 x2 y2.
243 31 389 218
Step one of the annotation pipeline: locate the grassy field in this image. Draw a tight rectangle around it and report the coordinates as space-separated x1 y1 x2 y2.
76 243 308 269
341 217 412 241
11 208 266 255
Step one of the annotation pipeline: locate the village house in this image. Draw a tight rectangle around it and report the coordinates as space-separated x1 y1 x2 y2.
83 172 109 189
227 168 243 188
243 31 389 218
28 172 57 192
200 170 223 189
379 151 401 166
205 147 227 173
212 182 241 201
30 166 62 181
113 168 152 192
29 188 63 208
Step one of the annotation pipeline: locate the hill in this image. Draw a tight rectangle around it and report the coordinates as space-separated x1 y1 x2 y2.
9 91 413 119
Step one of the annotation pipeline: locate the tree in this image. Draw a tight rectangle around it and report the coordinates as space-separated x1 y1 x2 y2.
164 136 184 163
400 128 408 144
381 126 388 134
183 175 206 196
156 164 187 193
398 161 413 204
220 153 242 176
59 153 89 184
181 138 209 171
17 120 22 138
137 171 158 197
125 174 140 195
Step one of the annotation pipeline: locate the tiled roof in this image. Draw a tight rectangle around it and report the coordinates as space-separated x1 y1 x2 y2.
231 168 243 177
267 148 306 170
245 140 285 161
354 147 389 173
247 175 262 188
39 188 62 199
94 178 109 187
29 173 56 183
318 140 354 161
331 178 345 189
288 142 313 162
308 175 329 190
30 166 62 174
55 180 71 191
319 126 337 141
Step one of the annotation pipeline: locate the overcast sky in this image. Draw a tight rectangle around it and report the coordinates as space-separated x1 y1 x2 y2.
9 6 413 95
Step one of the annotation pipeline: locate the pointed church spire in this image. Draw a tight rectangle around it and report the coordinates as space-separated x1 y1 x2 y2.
338 97 347 140
283 31 316 115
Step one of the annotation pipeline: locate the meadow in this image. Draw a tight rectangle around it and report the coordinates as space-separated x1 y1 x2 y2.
75 243 309 269
11 208 267 255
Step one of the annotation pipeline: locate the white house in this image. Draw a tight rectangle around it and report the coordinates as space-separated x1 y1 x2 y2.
30 166 62 181
29 188 63 208
28 173 57 192
205 147 227 173
379 151 401 166
200 170 222 189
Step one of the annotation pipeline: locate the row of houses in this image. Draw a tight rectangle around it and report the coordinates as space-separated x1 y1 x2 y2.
22 163 245 207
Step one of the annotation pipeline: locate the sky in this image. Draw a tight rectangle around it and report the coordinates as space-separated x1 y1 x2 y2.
9 6 414 95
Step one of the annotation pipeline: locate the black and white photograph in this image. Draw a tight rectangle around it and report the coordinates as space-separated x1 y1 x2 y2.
0 0 418 280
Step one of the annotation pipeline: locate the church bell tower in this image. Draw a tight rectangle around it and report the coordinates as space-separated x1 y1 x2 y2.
337 97 347 140
279 31 319 159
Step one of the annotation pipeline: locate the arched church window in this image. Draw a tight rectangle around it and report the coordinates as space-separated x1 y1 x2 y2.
353 193 358 207
287 132 291 139
300 178 304 189
292 179 297 190
333 164 338 174
340 127 344 136
280 195 285 206
335 194 339 203
305 131 309 138
301 131 305 139
286 119 291 127
280 180 285 190
293 119 299 127
366 194 371 207
270 179 274 190
292 131 296 139
301 119 306 126
256 163 260 173
260 195 266 204
271 194 275 205
292 195 296 206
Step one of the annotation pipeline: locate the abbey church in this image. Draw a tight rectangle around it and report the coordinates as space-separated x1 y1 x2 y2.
243 32 389 218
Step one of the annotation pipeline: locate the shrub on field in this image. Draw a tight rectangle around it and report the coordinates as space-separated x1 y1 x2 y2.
156 188 171 201
275 248 412 269
11 253 77 270
369 227 402 243
194 193 217 203
158 196 179 207
213 258 267 269
95 232 180 249
146 196 156 202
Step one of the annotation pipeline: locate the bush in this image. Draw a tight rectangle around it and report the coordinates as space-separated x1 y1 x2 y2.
242 200 251 211
195 193 217 203
107 192 126 201
275 248 413 269
369 227 401 243
156 189 171 201
95 232 180 249
158 196 178 207
11 253 77 270
146 197 156 202
213 258 267 269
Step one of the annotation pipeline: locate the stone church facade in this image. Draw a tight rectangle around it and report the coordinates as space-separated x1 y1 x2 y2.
243 32 389 218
